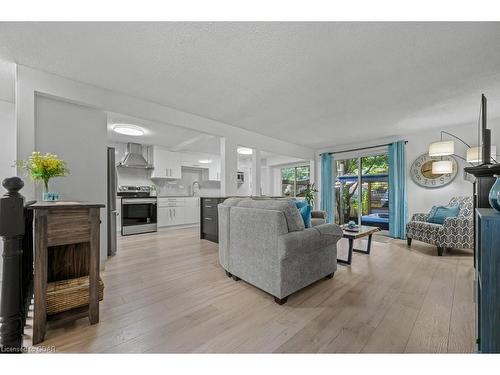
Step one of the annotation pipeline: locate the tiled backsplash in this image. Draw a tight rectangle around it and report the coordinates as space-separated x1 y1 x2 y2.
116 165 221 197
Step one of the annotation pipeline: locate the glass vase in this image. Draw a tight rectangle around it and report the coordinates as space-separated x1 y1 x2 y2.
488 175 500 213
42 181 60 202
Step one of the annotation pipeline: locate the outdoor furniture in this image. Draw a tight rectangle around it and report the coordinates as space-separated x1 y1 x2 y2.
338 225 380 265
406 196 473 256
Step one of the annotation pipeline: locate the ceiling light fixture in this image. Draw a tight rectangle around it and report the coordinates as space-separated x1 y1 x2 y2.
237 147 253 155
113 124 145 136
198 159 212 164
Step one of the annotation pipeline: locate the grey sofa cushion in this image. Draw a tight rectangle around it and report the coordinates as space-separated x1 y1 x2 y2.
234 199 305 232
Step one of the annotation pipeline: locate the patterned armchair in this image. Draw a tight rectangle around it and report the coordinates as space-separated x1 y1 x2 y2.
406 196 473 256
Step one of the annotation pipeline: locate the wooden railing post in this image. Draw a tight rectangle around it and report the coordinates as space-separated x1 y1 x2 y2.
0 177 26 352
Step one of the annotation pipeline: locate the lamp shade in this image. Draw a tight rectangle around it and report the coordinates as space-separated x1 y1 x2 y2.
428 140 454 156
432 160 453 174
466 146 497 163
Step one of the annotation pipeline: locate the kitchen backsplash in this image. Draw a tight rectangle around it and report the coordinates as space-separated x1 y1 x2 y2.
116 164 221 197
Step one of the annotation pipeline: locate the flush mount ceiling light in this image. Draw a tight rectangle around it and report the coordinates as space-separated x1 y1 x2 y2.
198 159 212 164
113 124 145 136
237 147 253 155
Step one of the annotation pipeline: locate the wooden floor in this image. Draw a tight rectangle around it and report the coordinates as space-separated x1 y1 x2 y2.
26 227 475 353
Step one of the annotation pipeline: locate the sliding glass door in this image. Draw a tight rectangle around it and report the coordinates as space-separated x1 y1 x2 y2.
335 158 360 226
335 153 389 231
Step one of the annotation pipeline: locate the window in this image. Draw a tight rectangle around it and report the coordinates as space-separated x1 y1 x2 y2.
281 165 310 197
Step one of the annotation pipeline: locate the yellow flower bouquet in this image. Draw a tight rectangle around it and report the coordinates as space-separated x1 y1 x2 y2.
16 152 69 200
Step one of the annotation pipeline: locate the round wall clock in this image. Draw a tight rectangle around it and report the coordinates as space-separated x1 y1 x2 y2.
410 154 458 188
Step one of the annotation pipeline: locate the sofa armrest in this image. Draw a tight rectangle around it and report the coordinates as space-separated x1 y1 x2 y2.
277 224 342 260
410 213 429 222
311 210 327 219
442 216 473 229
313 223 343 239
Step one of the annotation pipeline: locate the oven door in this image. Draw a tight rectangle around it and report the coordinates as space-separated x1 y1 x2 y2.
122 198 157 235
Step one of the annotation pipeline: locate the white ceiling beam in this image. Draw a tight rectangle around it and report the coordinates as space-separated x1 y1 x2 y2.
170 133 214 152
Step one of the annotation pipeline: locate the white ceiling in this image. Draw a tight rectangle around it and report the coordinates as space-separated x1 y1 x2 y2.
0 59 14 103
107 112 221 155
1 22 500 148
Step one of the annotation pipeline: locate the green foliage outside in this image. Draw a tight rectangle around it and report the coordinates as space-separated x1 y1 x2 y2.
336 155 388 223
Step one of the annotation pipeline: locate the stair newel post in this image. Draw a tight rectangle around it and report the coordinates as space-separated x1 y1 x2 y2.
0 177 26 352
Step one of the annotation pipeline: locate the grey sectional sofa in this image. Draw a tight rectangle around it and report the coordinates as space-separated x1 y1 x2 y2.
218 198 343 304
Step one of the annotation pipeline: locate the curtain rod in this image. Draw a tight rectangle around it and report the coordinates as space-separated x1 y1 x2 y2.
320 140 408 156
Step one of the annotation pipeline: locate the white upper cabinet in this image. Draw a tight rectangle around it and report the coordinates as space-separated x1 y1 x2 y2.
151 146 182 179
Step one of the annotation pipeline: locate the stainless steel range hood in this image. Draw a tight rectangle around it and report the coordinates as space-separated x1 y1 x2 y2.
118 143 153 169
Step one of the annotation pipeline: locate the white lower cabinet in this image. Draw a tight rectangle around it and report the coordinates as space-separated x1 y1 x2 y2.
185 198 200 223
158 197 200 227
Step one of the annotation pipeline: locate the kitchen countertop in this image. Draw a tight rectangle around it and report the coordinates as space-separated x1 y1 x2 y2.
156 195 200 198
200 196 284 199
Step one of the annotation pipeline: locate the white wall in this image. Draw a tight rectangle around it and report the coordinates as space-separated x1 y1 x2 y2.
237 155 252 196
0 100 15 289
407 120 500 215
36 95 108 264
316 120 500 218
0 100 15 182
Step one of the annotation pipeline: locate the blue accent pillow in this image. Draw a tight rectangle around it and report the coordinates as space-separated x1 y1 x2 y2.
427 205 460 225
294 200 312 228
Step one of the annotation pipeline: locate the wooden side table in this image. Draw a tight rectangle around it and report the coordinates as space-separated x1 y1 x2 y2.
28 202 104 345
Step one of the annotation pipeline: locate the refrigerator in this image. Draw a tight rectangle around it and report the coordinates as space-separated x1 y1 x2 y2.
107 147 118 256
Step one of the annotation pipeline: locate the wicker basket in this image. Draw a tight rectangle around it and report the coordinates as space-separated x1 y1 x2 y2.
46 276 104 315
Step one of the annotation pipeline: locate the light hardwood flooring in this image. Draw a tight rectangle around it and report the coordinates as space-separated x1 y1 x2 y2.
26 227 475 353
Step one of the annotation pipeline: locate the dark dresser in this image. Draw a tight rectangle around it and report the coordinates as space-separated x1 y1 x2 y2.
200 197 226 243
475 208 500 353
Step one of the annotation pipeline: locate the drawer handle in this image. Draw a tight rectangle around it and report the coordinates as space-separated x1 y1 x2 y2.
204 205 212 208
204 217 213 221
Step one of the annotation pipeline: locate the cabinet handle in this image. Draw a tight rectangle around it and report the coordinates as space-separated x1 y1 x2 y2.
205 205 212 208
174 208 176 217
205 217 212 221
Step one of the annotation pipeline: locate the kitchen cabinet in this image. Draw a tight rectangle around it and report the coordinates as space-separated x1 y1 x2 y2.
151 146 182 179
200 197 225 242
157 198 199 227
185 198 200 223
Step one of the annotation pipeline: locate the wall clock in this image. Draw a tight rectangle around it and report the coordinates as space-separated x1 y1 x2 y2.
410 154 458 188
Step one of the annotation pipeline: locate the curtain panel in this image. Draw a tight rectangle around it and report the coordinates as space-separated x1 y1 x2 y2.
320 153 335 223
388 140 408 239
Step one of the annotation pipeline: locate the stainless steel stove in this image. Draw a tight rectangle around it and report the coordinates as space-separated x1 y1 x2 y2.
118 186 157 235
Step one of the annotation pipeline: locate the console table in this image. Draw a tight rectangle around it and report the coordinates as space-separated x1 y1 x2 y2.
28 202 104 345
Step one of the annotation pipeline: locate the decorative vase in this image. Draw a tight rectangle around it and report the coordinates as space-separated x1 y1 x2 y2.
489 175 500 213
42 182 60 202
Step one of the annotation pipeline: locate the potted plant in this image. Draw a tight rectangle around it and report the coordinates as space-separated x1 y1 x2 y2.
16 152 69 201
304 183 318 207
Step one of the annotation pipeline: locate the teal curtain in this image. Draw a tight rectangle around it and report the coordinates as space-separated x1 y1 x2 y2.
388 140 408 239
321 153 334 223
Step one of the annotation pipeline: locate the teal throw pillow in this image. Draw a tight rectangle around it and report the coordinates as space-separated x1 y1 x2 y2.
427 205 460 225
